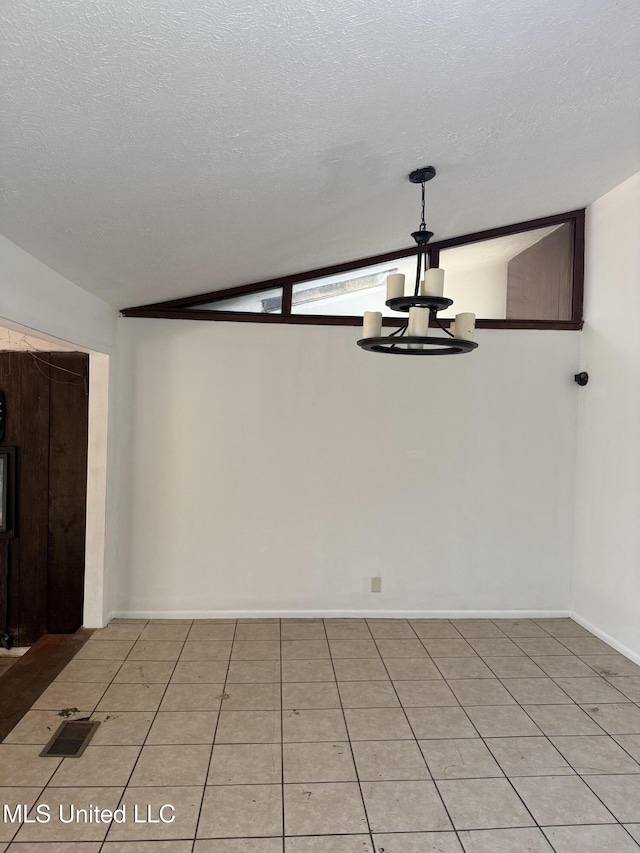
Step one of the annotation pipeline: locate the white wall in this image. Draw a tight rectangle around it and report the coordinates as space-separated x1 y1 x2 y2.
572 171 640 660
111 318 580 617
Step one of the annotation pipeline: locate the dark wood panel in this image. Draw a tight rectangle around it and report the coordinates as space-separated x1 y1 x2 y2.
47 354 89 634
17 354 50 645
0 355 23 641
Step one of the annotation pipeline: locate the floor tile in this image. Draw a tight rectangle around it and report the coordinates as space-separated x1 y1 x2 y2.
227 661 281 683
581 702 640 734
0 744 60 786
130 743 211 785
514 638 572 656
405 707 477 739
361 780 452 832
328 640 380 658
106 786 203 840
467 639 524 657
281 623 326 640
75 641 134 660
511 775 615 825
351 739 430 781
375 640 428 658
436 778 534 829
147 711 218 744
464 706 541 737
180 642 233 661
452 621 506 639
523 704 604 735
457 827 553 852
91 624 144 642
372 832 462 852
234 623 280 641
501 678 572 704
187 624 236 642
558 636 616 655
7 841 103 851
338 680 399 708
537 620 590 637
112 660 175 683
49 745 140 786
3 708 92 744
584 774 640 822
56 659 122 682
419 738 503 779
550 735 640 774
139 623 191 641
217 710 281 743
231 641 281 660
608 677 640 701
542 824 640 853
106 843 193 852
127 641 183 661
368 621 415 639
383 659 441 680
15 787 122 842
282 682 340 710
208 743 282 784
285 839 372 853
448 679 515 706
283 741 356 782
89 711 155 745
422 640 477 658
485 737 574 776
33 682 107 712
96 684 166 711
624 824 640 843
614 734 640 761
159 683 224 711
532 656 596 677
282 660 336 682
344 708 413 740
493 620 549 638
580 655 640 677
432 659 494 680
553 676 628 703
170 661 229 683
482 656 547 678
283 782 367 835
324 623 372 639
283 709 347 742
410 621 462 639
0 788 43 842
222 683 281 710
393 680 458 707
281 641 330 660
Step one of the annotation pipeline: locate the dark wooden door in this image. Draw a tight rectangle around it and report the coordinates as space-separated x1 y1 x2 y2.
0 352 89 646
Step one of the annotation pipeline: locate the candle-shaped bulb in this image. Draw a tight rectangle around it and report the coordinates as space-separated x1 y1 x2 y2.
449 321 456 337
386 273 405 301
408 307 430 349
421 268 445 297
363 311 382 339
455 313 476 341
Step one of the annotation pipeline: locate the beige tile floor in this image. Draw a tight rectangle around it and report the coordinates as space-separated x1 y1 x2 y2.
1 617 640 851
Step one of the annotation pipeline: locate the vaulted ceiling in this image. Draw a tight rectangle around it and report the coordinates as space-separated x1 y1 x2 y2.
1 0 639 308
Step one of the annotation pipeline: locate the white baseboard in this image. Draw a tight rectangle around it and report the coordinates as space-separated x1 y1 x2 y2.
109 608 571 621
570 610 640 667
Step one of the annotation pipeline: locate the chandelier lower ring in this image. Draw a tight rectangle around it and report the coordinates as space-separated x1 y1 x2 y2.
357 336 478 355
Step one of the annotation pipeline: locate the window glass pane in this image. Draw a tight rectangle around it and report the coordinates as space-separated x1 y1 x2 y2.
195 288 282 314
438 223 573 320
291 255 422 317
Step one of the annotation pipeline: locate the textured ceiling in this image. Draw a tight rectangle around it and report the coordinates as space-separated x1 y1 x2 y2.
1 0 639 308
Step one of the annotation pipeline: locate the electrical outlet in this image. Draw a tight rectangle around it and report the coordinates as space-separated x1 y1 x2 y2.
371 577 382 593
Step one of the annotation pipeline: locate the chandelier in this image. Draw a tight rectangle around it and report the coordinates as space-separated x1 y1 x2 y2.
357 167 478 356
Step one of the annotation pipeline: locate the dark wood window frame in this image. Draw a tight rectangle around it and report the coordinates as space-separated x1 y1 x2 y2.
121 208 585 330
